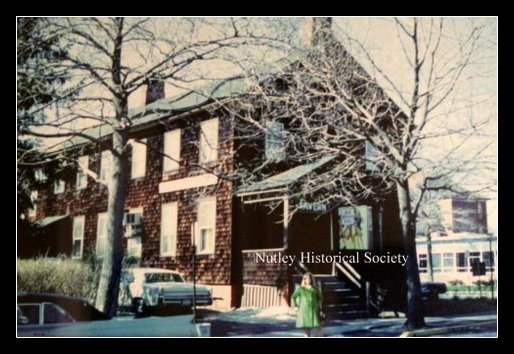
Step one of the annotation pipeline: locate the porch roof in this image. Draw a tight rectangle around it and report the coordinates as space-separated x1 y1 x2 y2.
236 155 336 195
34 214 69 228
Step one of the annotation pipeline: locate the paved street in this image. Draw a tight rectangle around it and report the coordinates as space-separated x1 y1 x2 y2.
196 308 497 337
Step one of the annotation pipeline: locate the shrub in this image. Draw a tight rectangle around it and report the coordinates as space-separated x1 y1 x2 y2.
17 256 100 303
448 279 464 286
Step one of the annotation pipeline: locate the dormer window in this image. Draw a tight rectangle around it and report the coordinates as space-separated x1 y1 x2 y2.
265 121 285 161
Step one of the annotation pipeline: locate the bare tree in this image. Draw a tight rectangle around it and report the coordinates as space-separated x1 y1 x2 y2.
17 17 295 316
232 17 496 329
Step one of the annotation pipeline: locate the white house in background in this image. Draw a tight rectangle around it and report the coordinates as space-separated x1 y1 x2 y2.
416 232 497 284
416 197 497 285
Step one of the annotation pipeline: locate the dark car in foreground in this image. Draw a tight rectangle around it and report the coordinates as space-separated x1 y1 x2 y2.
421 282 447 300
17 292 204 337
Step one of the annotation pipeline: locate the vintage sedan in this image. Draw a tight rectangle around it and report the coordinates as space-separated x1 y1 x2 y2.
121 268 213 314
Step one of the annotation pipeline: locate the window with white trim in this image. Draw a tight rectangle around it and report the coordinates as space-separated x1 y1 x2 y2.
160 202 178 257
28 190 38 218
76 155 88 190
365 141 381 172
96 212 108 257
443 252 454 272
468 251 481 272
456 252 467 272
196 197 216 254
199 118 219 164
482 251 495 271
34 168 47 182
72 216 85 259
54 179 65 194
418 253 427 273
163 130 181 173
130 139 147 179
100 151 112 182
265 121 285 161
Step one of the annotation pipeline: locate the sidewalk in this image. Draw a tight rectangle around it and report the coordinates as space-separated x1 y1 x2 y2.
198 308 497 337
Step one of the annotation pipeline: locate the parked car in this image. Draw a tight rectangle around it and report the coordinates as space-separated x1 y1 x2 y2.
17 292 110 324
17 292 204 337
421 282 447 300
121 268 213 314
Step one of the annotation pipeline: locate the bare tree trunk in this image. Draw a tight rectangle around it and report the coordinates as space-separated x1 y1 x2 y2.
95 128 129 316
396 180 425 329
95 18 129 317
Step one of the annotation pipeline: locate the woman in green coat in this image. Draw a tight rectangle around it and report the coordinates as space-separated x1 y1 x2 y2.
292 272 323 337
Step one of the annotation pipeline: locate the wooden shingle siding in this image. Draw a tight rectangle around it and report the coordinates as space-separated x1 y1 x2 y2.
35 112 234 286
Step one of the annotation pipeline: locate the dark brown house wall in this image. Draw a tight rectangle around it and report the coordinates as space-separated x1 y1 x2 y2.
32 112 234 292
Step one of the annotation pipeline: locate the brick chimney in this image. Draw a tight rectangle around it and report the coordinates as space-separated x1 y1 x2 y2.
311 17 334 48
145 79 165 105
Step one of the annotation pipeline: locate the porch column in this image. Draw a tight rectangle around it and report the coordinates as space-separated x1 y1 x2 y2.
283 196 289 250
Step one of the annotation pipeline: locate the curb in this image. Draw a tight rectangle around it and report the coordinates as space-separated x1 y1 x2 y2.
399 320 497 337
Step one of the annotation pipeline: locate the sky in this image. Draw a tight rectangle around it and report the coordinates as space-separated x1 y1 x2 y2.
31 17 498 204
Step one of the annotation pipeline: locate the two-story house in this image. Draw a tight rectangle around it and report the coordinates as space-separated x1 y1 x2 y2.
21 19 406 311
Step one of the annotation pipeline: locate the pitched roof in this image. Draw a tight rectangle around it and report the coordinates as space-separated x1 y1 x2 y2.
34 214 69 228
59 77 250 150
236 155 337 194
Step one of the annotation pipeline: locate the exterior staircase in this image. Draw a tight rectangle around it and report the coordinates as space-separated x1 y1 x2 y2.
292 274 369 319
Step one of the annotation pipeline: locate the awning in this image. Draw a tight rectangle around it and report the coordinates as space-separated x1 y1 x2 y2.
34 215 69 228
236 155 336 195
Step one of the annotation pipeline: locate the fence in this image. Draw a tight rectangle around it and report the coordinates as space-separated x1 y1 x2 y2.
241 284 283 308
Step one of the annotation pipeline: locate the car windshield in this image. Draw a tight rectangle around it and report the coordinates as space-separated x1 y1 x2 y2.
144 272 183 283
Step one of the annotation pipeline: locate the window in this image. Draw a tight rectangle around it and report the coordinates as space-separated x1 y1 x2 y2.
432 254 441 273
18 304 41 325
127 237 142 258
54 179 65 194
199 118 219 164
365 141 381 172
468 251 481 272
43 303 74 324
34 168 47 182
76 155 88 190
196 197 216 254
456 253 467 272
96 213 108 257
160 202 178 257
418 254 427 273
163 130 181 173
443 253 454 272
28 190 38 218
482 251 495 271
100 151 112 182
72 216 85 259
265 121 285 161
130 139 147 179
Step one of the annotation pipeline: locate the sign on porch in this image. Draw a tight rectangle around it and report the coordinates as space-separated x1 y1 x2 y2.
338 206 372 250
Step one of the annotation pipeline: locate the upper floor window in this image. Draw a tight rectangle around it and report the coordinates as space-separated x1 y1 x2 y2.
365 141 380 172
265 121 285 161
54 179 65 195
100 151 112 182
163 130 181 173
76 155 88 190
34 168 47 182
199 118 219 164
130 139 147 179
